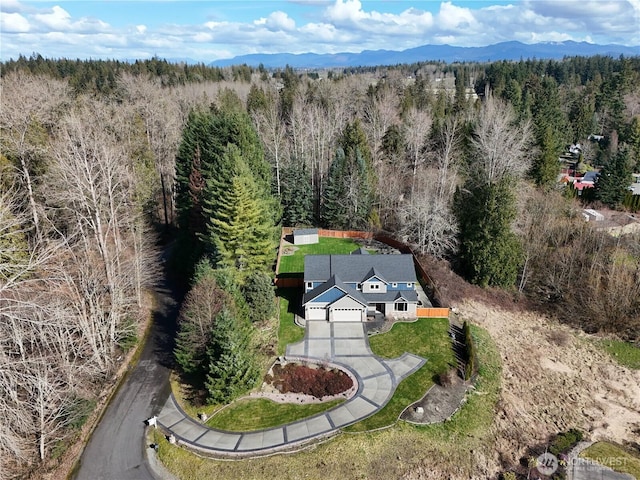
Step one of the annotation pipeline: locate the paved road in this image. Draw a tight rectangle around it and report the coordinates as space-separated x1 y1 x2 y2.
157 321 426 456
73 276 180 480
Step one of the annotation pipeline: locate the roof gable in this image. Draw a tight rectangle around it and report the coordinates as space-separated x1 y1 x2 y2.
362 267 387 284
303 275 368 306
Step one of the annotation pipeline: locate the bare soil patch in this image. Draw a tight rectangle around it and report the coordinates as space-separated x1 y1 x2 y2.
457 299 640 474
401 380 470 424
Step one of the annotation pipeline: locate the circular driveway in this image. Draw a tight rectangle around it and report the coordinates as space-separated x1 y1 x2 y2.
157 321 426 456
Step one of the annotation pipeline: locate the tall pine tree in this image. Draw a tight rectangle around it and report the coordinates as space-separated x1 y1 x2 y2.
529 77 566 187
596 148 632 209
455 177 522 288
205 146 275 272
321 120 375 229
205 309 259 404
280 158 313 226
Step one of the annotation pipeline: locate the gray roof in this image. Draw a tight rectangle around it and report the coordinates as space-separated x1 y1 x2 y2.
351 247 370 255
304 254 417 283
302 275 368 306
361 290 418 303
293 228 319 236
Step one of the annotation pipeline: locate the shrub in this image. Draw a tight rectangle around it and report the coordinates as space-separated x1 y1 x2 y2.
549 428 584 455
268 363 352 398
242 271 276 323
463 321 477 381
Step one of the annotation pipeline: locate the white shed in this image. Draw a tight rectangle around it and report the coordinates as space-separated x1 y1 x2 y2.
293 228 319 245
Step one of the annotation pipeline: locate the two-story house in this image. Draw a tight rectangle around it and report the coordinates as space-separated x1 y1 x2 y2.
302 250 419 322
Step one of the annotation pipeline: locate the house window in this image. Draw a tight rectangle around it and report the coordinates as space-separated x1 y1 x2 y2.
357 283 362 290
406 282 413 288
395 302 408 312
370 283 380 290
392 282 398 288
306 282 313 289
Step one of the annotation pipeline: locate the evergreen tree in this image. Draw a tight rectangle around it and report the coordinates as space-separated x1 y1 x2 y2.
322 120 375 229
381 124 404 159
530 77 566 187
242 271 276 323
205 146 275 272
455 178 522 287
173 266 234 377
205 309 259 404
596 148 632 209
174 106 275 275
280 159 313 226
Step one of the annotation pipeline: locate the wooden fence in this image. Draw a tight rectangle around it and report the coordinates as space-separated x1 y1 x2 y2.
416 307 450 318
275 277 303 288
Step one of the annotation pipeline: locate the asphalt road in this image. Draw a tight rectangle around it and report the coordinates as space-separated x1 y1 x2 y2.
73 267 180 480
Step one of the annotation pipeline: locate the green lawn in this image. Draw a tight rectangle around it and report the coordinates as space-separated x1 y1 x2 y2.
277 288 305 355
599 339 640 369
157 323 502 480
206 397 344 431
278 237 364 274
344 317 457 432
415 325 502 442
580 441 640 479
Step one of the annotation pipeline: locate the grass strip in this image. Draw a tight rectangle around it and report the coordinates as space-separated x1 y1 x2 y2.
599 339 640 369
580 441 640 479
277 288 305 355
206 397 344 431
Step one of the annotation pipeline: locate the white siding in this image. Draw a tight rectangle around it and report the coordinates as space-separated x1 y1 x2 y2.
362 281 387 293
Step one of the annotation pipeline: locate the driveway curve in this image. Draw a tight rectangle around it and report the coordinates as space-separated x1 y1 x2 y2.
157 321 425 456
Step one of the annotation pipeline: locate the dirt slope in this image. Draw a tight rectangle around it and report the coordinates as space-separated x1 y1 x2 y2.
458 299 640 473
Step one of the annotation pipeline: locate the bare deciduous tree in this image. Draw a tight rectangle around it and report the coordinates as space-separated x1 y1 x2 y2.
403 107 433 191
400 169 459 258
252 88 286 195
0 72 67 240
469 95 532 184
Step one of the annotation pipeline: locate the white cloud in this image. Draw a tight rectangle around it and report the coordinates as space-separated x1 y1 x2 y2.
33 5 71 31
0 0 637 62
266 11 295 31
436 2 478 31
1 0 24 14
1 12 30 33
31 5 110 34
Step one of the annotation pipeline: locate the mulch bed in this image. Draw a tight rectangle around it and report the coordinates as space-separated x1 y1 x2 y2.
265 362 353 399
400 378 471 424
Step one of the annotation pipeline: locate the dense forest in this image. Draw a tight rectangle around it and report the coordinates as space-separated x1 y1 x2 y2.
1 53 639 478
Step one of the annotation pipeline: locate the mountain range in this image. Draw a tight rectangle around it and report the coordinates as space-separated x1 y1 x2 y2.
210 41 639 68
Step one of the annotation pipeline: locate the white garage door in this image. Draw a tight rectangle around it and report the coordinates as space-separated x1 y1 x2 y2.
306 307 327 320
331 308 362 322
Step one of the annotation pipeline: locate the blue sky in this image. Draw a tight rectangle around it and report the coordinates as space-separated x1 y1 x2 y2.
1 1 639 62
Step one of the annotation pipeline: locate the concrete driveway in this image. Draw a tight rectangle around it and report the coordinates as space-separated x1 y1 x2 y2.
157 321 425 456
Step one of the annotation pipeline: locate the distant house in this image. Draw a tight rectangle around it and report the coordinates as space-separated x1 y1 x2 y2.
293 228 319 245
573 170 600 193
302 253 418 322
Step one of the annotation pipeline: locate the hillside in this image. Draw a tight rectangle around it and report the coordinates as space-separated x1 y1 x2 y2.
210 40 640 68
